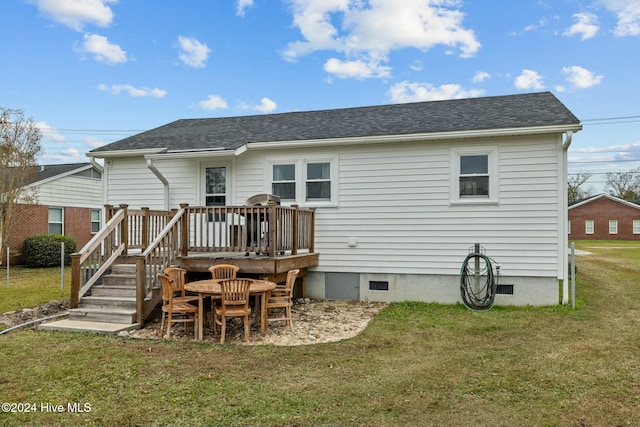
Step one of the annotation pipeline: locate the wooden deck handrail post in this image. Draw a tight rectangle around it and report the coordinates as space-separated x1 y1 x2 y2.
310 208 316 253
292 204 299 255
119 204 129 253
180 203 189 257
141 207 150 250
104 204 113 257
135 257 145 324
104 204 114 222
268 201 277 258
70 254 80 308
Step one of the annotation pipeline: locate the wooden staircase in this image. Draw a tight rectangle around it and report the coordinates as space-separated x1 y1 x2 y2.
40 264 143 334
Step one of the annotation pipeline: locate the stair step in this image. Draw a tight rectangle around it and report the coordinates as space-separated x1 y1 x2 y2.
101 274 137 287
111 264 137 275
91 285 137 298
39 319 141 334
80 296 136 310
68 307 137 324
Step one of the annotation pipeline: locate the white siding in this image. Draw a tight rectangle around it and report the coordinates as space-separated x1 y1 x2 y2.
103 134 564 282
37 175 102 208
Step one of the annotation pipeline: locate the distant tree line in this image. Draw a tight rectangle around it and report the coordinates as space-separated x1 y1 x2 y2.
568 167 640 204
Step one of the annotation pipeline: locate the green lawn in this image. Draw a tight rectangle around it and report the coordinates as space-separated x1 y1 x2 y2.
0 266 71 313
0 241 639 426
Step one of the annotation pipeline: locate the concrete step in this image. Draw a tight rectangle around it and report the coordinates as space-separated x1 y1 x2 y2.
68 307 137 324
91 285 137 298
39 319 140 335
101 274 137 287
79 296 136 310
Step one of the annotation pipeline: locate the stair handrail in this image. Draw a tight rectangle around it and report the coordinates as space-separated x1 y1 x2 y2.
70 208 126 308
135 207 186 323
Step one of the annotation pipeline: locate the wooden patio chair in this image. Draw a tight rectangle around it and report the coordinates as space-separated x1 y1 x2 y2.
164 266 198 305
158 273 198 339
213 278 252 344
208 264 240 320
266 269 299 331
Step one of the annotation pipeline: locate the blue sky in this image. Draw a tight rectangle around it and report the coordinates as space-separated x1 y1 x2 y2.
2 0 639 192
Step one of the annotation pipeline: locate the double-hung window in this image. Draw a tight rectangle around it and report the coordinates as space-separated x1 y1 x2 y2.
91 209 101 233
585 220 594 234
48 207 63 235
268 156 337 206
450 146 498 204
609 220 618 234
633 220 640 235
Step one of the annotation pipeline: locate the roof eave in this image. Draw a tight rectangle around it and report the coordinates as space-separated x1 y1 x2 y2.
245 124 583 150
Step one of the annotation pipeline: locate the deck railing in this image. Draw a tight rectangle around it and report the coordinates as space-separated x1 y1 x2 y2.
182 202 315 257
71 202 315 320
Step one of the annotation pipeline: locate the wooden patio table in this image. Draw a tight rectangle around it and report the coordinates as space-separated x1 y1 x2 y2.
184 278 276 341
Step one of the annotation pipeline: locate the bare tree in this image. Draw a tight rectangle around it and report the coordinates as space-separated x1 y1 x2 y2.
0 108 43 264
604 167 640 201
568 173 594 204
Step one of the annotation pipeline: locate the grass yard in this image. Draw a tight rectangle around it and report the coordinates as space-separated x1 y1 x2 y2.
0 241 639 426
0 267 71 313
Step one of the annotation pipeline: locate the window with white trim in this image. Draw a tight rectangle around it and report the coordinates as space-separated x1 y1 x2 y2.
268 156 338 206
450 146 498 204
633 220 640 234
48 207 63 235
585 220 594 234
609 220 618 234
568 220 571 234
91 209 101 234
272 164 296 201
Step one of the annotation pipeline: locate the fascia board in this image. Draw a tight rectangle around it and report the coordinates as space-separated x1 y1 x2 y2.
244 124 584 150
87 148 167 158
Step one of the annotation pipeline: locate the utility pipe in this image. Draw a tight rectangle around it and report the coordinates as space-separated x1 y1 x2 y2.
146 159 169 210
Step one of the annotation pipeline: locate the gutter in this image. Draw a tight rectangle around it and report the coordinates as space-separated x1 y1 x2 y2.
146 159 169 210
562 130 574 150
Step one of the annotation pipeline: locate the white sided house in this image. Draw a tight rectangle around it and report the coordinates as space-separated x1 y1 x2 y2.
89 92 581 306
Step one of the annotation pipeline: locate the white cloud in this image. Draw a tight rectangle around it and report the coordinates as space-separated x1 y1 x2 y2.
236 0 254 16
77 34 127 64
562 65 604 88
32 0 117 31
240 98 278 113
564 12 600 40
98 84 167 98
250 98 278 113
42 147 85 163
514 69 545 90
84 137 106 148
178 36 211 68
198 95 228 110
282 0 480 78
36 122 65 142
388 81 484 103
323 57 391 79
599 0 640 36
472 71 491 83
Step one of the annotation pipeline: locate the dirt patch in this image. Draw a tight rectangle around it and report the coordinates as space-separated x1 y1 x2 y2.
1 299 388 346
0 300 70 331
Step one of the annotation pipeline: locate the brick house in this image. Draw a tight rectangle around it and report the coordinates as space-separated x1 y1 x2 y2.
2 163 103 265
568 194 640 240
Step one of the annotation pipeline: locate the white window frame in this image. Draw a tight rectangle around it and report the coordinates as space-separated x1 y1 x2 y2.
266 155 338 207
585 220 594 234
199 161 233 207
609 220 618 235
568 220 571 235
450 145 499 205
90 209 101 234
633 220 640 234
48 207 64 235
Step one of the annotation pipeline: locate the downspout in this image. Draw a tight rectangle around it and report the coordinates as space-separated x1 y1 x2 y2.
561 131 573 305
146 159 169 210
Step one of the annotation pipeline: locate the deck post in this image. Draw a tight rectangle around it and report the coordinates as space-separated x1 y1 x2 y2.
180 203 189 257
70 254 80 308
141 207 150 251
119 204 129 254
104 204 113 257
268 201 277 258
309 208 316 253
135 256 145 324
292 204 299 255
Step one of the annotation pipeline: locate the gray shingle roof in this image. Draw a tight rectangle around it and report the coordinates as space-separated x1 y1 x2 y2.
26 163 92 185
91 92 580 154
